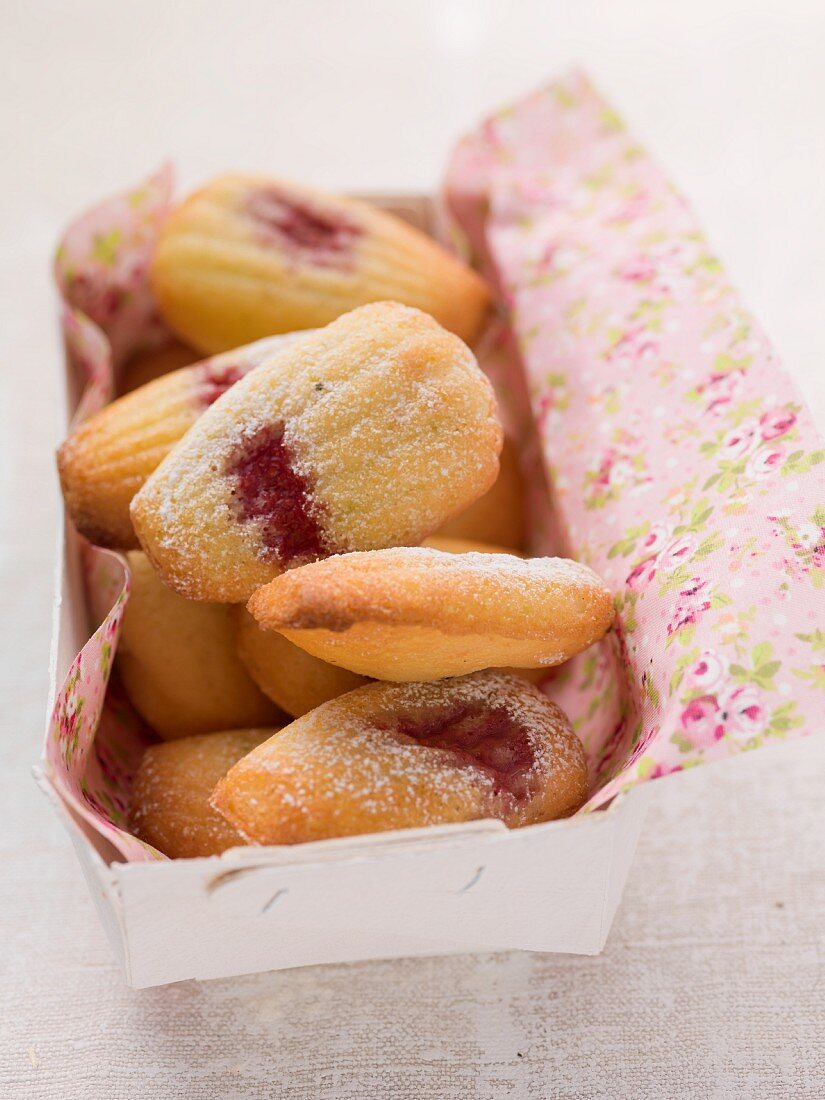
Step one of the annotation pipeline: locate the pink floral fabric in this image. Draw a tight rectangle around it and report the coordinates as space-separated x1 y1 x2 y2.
445 70 824 807
47 170 174 861
55 164 174 369
47 560 163 862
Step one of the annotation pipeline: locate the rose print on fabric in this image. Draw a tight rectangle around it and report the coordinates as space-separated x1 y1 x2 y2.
667 579 713 639
700 401 821 499
604 324 659 371
694 368 746 416
668 639 803 756
446 70 824 808
769 507 825 588
791 629 825 692
55 165 174 368
45 170 175 861
46 560 164 861
584 434 653 510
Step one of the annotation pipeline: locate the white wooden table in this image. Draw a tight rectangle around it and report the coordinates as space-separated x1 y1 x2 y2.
2 2 823 1095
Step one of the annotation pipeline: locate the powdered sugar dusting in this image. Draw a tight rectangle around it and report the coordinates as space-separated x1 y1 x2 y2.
394 546 609 638
368 545 599 583
130 729 272 857
194 332 311 407
273 309 501 551
134 303 502 600
262 545 613 651
227 671 586 836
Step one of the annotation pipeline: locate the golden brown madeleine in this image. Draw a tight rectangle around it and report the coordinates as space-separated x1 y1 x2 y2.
236 537 526 716
234 607 369 718
422 536 545 685
132 303 503 602
130 729 275 858
118 552 283 739
150 173 491 353
247 546 614 681
212 671 588 845
119 339 199 394
57 333 301 548
434 436 525 550
236 531 545 696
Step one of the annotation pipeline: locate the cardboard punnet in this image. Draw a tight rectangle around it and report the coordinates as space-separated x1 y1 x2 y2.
37 504 651 988
40 76 825 987
36 768 650 988
38 192 652 989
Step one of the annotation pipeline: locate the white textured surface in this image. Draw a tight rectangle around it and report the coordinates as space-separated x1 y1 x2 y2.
2 1 824 1096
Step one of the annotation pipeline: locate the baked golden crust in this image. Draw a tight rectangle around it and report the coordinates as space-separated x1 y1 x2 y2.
130 729 274 858
421 537 546 685
435 436 525 550
58 369 199 549
211 671 588 845
117 552 283 739
247 546 614 680
150 173 491 352
131 303 503 602
57 334 299 548
233 606 369 718
238 540 544 703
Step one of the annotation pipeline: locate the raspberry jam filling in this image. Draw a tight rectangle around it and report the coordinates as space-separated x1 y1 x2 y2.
225 422 327 565
246 188 361 267
196 362 250 407
393 705 537 801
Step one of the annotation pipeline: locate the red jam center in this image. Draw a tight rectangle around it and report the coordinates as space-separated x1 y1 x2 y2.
196 362 250 407
394 705 536 801
246 188 361 267
225 422 327 565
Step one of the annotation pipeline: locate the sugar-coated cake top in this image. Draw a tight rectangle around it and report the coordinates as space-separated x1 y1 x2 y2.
224 672 585 830
132 303 502 601
249 545 613 645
